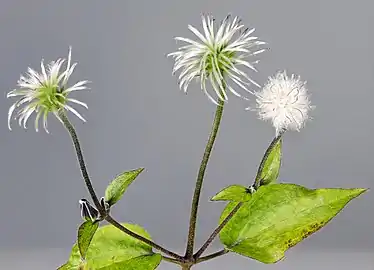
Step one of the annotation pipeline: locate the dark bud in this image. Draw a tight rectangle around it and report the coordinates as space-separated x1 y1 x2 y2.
246 185 257 194
79 199 99 222
99 197 110 215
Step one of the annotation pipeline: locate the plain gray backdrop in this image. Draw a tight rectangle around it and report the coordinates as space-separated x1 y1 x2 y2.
1 0 373 269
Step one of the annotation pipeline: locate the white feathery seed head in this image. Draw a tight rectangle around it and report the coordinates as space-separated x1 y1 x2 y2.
7 47 89 133
168 14 266 105
252 71 314 135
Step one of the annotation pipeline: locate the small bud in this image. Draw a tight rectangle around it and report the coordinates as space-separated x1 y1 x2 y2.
79 199 99 222
247 185 257 194
99 197 110 213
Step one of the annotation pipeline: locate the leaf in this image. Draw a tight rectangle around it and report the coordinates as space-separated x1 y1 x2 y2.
254 138 282 187
57 264 69 270
61 223 162 270
219 183 367 264
78 221 99 259
211 185 253 202
99 254 162 270
104 168 144 206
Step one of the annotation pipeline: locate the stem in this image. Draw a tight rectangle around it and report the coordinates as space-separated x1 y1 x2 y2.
185 99 225 258
196 249 229 264
162 256 182 265
194 203 242 259
59 111 184 261
105 215 184 261
59 111 102 212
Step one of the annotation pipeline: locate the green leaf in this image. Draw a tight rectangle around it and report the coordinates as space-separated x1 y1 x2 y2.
78 221 99 259
104 168 144 206
219 183 366 264
61 223 161 270
254 138 282 187
211 185 253 202
57 264 69 270
99 254 162 270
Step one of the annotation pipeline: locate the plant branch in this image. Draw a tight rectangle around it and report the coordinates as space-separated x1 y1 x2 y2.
194 203 242 259
196 249 229 264
162 255 182 265
194 131 286 259
59 111 184 261
185 99 225 258
105 215 185 261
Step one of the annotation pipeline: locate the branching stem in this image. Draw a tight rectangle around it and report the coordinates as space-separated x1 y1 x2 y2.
60 111 184 261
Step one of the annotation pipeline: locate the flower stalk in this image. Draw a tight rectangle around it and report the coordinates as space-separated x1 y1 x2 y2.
59 110 102 212
185 98 225 258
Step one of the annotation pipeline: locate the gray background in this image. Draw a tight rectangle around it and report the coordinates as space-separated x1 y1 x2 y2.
1 0 373 269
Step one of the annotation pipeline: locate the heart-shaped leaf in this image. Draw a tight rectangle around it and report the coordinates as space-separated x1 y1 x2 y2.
78 221 99 259
105 168 144 206
211 185 253 202
60 223 162 270
254 138 282 187
219 183 366 264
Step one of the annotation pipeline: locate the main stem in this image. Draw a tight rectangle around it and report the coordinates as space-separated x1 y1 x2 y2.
59 111 184 261
185 99 225 258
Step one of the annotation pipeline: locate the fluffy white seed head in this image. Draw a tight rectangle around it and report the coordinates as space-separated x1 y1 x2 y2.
168 14 266 105
253 71 314 135
7 47 89 133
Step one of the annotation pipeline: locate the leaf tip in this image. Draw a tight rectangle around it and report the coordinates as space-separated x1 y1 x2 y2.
136 167 145 173
349 188 368 198
131 167 145 178
210 195 219 201
57 263 68 270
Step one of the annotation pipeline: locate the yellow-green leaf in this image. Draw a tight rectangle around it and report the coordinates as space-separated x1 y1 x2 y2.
105 168 144 206
98 254 162 270
219 183 366 264
60 223 161 270
211 185 252 202
78 221 99 259
254 138 282 187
